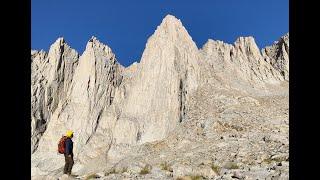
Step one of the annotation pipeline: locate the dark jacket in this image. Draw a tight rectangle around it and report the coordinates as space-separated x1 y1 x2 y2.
65 138 73 155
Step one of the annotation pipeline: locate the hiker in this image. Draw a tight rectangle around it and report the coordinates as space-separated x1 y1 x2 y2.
60 130 74 175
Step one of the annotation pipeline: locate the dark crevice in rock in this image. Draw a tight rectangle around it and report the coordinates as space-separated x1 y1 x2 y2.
179 79 187 123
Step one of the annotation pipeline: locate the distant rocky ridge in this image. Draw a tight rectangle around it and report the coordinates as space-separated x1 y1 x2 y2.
31 15 288 179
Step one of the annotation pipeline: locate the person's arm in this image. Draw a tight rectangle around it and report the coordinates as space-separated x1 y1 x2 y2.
70 140 73 156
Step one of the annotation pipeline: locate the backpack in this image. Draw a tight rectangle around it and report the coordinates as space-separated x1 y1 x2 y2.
58 136 67 154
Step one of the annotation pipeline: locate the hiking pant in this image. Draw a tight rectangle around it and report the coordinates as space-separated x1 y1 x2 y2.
63 154 74 175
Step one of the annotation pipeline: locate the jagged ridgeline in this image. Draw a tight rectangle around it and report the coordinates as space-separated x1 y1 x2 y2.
31 15 288 179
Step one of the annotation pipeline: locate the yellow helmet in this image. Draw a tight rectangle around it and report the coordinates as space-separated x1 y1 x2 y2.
66 130 74 138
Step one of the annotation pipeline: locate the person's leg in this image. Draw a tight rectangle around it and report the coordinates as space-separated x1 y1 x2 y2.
67 155 74 175
63 154 69 174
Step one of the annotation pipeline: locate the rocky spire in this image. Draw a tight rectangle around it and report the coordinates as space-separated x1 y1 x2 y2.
114 14 200 145
33 36 123 171
31 37 79 154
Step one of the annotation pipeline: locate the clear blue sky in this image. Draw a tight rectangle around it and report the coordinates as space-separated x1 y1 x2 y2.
32 0 288 67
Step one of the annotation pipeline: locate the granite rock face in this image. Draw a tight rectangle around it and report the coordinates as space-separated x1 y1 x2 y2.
31 14 289 179
200 36 287 96
262 33 289 81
